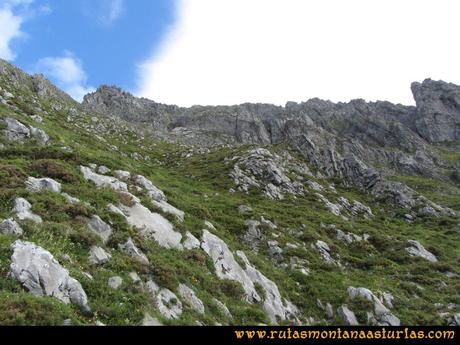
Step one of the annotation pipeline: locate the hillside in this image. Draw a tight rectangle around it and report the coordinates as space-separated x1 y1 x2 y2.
0 59 459 326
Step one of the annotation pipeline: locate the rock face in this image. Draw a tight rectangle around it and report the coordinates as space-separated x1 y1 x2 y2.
411 79 460 143
406 240 438 262
25 177 61 193
82 80 460 215
1 117 30 141
10 241 90 312
13 198 42 223
0 219 23 236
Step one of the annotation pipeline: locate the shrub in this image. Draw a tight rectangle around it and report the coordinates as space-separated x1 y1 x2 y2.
29 159 78 183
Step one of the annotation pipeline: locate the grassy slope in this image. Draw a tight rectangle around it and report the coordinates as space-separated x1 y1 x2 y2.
0 67 459 326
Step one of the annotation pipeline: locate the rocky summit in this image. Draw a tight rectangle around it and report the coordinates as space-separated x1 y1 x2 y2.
0 58 459 326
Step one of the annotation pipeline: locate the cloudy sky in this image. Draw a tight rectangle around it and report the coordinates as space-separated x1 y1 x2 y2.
1 0 460 105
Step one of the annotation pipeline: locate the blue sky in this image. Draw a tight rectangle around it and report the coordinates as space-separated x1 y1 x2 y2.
1 0 177 100
2 0 460 106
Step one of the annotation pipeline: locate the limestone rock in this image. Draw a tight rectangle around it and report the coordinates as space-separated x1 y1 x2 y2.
406 240 438 262
142 313 162 326
25 177 61 193
183 231 200 250
213 298 232 319
178 284 205 314
30 127 49 145
146 282 183 320
1 117 30 141
108 276 123 290
10 240 90 312
87 215 112 244
0 219 23 236
80 166 128 192
88 246 111 265
118 237 149 265
337 305 359 325
13 198 42 223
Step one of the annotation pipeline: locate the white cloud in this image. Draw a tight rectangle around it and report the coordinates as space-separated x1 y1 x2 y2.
35 52 95 102
137 0 460 107
98 0 124 26
0 7 23 60
0 0 35 61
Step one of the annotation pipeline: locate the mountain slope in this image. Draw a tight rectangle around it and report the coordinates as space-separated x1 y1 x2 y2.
0 59 459 326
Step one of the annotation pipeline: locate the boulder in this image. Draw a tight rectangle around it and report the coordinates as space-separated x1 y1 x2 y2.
114 170 131 180
30 127 49 145
25 177 61 193
178 284 205 314
88 246 111 265
238 205 253 214
213 298 232 319
10 240 90 312
80 166 128 192
142 313 162 326
87 215 112 244
0 219 23 236
337 305 359 325
183 231 201 250
146 281 183 320
108 276 123 290
12 198 42 223
118 237 149 265
1 117 30 141
97 165 110 174
406 240 438 262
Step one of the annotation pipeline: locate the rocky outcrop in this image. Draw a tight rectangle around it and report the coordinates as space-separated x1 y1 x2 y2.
178 284 205 314
87 215 112 244
10 240 90 313
229 148 308 199
406 240 438 262
80 165 128 192
1 117 30 141
118 237 149 265
201 230 298 324
25 177 61 193
0 219 23 236
88 246 111 265
337 305 359 325
146 280 183 320
12 198 42 223
347 287 400 326
411 79 460 143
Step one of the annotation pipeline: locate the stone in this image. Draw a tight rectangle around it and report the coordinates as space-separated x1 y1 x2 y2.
0 219 23 236
118 237 150 265
30 127 50 145
336 229 366 245
80 166 128 192
97 165 110 174
129 272 142 284
108 276 123 290
316 194 342 217
88 246 111 265
1 117 30 141
13 198 42 223
25 177 61 193
406 240 438 262
142 313 162 326
244 220 263 249
87 215 112 244
347 287 400 326
337 305 359 325
204 220 216 230
325 303 334 319
315 240 338 265
146 283 183 320
183 231 201 250
30 115 43 123
238 205 253 214
178 284 205 314
62 193 81 204
119 202 182 250
134 175 166 201
114 170 131 180
10 240 90 312
213 298 232 319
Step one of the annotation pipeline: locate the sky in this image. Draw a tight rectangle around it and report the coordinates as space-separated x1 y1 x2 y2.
1 0 460 106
